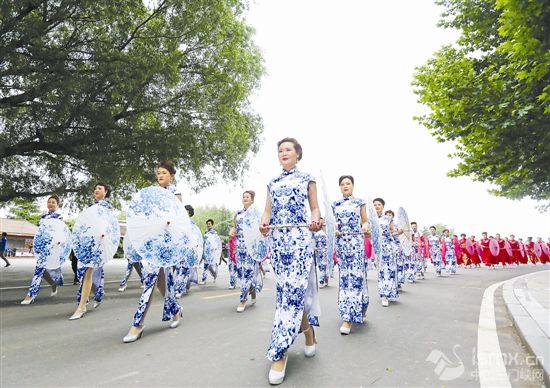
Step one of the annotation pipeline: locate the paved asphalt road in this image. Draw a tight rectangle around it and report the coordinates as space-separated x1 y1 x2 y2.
0 260 547 387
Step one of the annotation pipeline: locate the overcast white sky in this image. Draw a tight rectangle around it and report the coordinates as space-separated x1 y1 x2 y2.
179 0 549 238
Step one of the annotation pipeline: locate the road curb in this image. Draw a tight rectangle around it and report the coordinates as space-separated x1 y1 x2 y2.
502 271 550 387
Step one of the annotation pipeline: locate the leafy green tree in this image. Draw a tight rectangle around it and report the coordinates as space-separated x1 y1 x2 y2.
6 198 42 225
412 0 549 207
0 0 263 206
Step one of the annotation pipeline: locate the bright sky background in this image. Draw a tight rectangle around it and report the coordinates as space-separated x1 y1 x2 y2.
179 0 549 239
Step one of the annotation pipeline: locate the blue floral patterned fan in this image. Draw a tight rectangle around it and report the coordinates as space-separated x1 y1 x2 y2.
186 223 203 267
396 207 413 256
123 234 142 264
72 204 120 267
34 219 71 269
242 206 269 262
319 172 336 264
127 186 192 268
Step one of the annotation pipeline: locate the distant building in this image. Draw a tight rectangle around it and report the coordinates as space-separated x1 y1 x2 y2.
0 218 38 255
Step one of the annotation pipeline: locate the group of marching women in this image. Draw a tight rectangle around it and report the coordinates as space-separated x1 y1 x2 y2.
413 230 550 273
18 137 549 386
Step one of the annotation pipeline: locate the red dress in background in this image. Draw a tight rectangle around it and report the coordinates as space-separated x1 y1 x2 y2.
525 241 536 264
480 238 492 266
509 239 522 265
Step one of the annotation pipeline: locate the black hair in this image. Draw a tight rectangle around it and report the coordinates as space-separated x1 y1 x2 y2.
385 210 394 217
430 225 436 230
95 183 111 198
158 160 176 175
184 205 194 218
277 137 303 161
373 197 385 206
338 175 354 185
1 232 6 237
243 190 256 201
411 222 417 226
460 233 466 237
206 219 214 225
443 229 449 233
48 194 61 205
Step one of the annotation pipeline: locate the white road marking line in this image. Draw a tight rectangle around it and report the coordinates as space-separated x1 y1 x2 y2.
477 281 511 388
202 288 269 300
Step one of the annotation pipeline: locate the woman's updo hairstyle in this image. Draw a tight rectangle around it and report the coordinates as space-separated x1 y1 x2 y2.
244 190 256 201
277 137 303 161
338 175 354 185
48 194 61 206
373 197 385 206
158 160 176 176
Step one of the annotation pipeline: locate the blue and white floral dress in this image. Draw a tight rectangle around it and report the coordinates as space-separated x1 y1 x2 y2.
26 212 65 300
235 208 262 303
428 234 443 274
313 230 329 286
131 185 181 327
391 219 405 286
377 214 399 299
443 236 457 274
201 229 220 282
332 196 369 323
267 168 320 362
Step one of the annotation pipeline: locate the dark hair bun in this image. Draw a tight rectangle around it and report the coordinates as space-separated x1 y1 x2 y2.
158 160 176 175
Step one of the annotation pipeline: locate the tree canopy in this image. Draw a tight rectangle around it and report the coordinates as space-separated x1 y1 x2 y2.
0 0 263 206
412 0 549 208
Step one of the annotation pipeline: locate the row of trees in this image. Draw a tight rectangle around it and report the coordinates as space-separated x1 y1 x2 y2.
413 0 549 209
1 0 264 208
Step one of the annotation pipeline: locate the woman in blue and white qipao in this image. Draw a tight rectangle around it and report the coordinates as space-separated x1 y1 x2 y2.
386 210 405 288
122 161 183 342
21 195 65 304
332 175 369 335
442 229 457 274
234 190 263 313
259 138 321 385
373 198 399 307
428 226 443 276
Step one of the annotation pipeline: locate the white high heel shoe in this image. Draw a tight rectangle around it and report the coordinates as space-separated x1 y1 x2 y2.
20 298 35 305
51 285 58 297
268 355 288 385
123 327 144 343
69 309 86 320
169 308 183 328
236 302 246 313
339 323 351 335
303 326 317 357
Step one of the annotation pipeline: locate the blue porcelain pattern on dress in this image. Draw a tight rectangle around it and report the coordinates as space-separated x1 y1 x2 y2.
333 196 369 323
266 168 320 362
236 208 263 302
313 230 329 285
377 215 398 298
428 234 443 274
